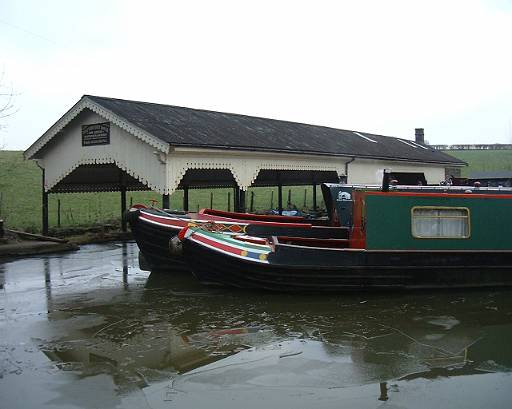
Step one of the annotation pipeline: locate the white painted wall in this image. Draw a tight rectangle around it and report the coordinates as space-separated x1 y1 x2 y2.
166 148 348 193
37 110 168 192
347 159 446 185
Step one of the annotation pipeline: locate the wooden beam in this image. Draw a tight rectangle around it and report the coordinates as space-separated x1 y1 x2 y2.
42 169 49 235
7 229 68 243
233 187 240 212
120 186 127 232
278 184 283 215
239 189 246 213
183 186 189 211
312 182 317 210
162 194 170 209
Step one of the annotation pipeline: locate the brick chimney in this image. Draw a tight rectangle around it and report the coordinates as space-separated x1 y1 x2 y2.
415 128 424 144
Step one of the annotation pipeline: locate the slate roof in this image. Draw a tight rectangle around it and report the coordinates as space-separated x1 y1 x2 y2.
82 95 464 165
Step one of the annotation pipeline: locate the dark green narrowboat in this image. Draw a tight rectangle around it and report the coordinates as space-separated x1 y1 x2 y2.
181 182 512 291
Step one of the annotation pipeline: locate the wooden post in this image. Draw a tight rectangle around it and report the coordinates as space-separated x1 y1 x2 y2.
120 186 127 232
227 191 231 211
239 189 246 213
234 187 240 212
312 182 317 210
162 194 170 209
278 184 283 215
42 169 49 235
183 186 189 212
250 191 255 213
57 199 61 228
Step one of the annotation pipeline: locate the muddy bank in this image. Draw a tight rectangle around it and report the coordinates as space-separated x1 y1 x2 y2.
0 239 78 257
0 225 132 258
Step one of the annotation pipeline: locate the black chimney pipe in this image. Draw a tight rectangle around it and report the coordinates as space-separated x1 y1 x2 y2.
415 128 425 144
382 169 391 192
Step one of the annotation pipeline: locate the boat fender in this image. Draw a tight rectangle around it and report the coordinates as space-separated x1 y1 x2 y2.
169 235 183 256
177 226 191 241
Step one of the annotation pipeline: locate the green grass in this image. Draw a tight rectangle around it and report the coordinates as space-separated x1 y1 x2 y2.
3 149 510 232
443 150 512 177
0 151 322 231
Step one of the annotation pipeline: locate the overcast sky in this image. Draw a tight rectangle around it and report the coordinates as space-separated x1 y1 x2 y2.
1 0 512 150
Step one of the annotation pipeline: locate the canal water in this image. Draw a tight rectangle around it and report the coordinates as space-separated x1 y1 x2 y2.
0 242 511 409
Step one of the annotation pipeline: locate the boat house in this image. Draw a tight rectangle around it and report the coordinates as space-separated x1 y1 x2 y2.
24 95 465 233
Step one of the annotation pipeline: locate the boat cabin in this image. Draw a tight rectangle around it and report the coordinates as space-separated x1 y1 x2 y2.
322 183 512 251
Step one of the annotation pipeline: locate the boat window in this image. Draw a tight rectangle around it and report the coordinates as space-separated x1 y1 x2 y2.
411 207 470 239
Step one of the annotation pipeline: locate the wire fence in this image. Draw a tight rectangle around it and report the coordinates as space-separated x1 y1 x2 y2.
0 186 326 232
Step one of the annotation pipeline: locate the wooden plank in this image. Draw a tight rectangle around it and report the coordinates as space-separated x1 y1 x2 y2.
6 229 68 243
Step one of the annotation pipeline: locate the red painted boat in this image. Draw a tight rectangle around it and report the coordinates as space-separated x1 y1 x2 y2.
126 206 346 272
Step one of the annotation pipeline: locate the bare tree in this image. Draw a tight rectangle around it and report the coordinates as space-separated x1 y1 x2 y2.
0 71 16 119
0 70 17 148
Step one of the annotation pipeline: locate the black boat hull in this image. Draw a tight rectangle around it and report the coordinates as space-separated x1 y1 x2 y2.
127 209 347 272
127 210 186 272
183 239 512 292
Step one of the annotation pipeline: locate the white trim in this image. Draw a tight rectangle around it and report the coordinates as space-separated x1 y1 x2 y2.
353 132 377 143
195 231 270 253
25 96 169 159
46 157 164 193
397 139 419 149
191 231 270 263
166 150 347 194
409 141 429 150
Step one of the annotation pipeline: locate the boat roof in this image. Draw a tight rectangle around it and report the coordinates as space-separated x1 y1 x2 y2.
323 183 512 195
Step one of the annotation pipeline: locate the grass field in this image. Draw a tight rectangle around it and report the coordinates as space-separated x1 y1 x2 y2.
0 151 320 231
443 150 512 177
2 149 511 232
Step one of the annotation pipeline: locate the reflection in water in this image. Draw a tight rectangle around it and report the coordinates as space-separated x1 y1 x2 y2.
122 241 128 289
1 242 512 408
44 257 52 312
39 271 512 390
378 382 388 401
0 263 4 290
